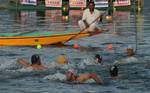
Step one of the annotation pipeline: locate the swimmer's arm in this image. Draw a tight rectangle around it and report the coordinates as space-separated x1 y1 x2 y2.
42 65 48 70
76 77 86 84
95 76 104 84
17 58 30 67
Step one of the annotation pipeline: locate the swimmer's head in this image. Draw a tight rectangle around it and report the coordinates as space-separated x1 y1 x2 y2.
68 69 77 74
110 65 118 77
112 65 118 69
66 69 77 81
31 54 41 65
127 45 134 56
95 54 102 63
57 54 68 64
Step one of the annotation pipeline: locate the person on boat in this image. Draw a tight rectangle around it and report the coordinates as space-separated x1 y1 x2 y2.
56 54 68 65
95 54 102 64
17 54 48 71
78 1 103 32
109 64 118 78
66 69 103 84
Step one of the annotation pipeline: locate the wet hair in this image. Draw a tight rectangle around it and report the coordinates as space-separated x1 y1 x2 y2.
109 65 118 77
31 54 41 65
95 54 102 63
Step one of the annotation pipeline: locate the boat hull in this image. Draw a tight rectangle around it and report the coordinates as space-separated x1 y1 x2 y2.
0 31 101 46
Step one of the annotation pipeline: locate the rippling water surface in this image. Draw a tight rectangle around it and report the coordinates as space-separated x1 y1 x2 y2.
0 0 150 93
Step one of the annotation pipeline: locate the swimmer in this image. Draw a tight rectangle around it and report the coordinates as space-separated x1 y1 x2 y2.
17 54 48 71
66 69 103 84
95 54 102 64
127 45 135 57
109 65 118 78
56 54 68 65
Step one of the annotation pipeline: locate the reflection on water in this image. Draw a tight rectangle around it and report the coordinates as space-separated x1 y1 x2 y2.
12 10 83 32
111 11 131 34
136 11 144 42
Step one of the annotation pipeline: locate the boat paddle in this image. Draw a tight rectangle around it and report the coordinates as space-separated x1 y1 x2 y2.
63 14 103 44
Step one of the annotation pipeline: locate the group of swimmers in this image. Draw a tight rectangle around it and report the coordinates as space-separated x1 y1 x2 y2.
17 53 117 84
17 53 104 84
17 45 135 84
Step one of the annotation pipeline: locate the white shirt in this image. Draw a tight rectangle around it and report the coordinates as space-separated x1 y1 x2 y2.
82 9 100 25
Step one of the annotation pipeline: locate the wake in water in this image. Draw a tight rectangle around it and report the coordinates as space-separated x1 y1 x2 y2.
0 58 21 70
43 72 97 84
113 56 139 65
0 54 141 85
44 72 66 81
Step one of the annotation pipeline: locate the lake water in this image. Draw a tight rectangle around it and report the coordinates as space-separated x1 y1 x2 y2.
0 0 150 93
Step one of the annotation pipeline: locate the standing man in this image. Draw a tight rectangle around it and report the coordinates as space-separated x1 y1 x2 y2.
78 1 102 32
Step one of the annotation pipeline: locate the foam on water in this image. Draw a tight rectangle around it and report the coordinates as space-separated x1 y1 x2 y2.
44 72 66 81
113 56 139 65
0 59 19 70
17 67 33 72
44 72 96 84
46 61 70 69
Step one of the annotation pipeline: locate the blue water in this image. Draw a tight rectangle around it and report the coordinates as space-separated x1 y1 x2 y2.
0 0 150 93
